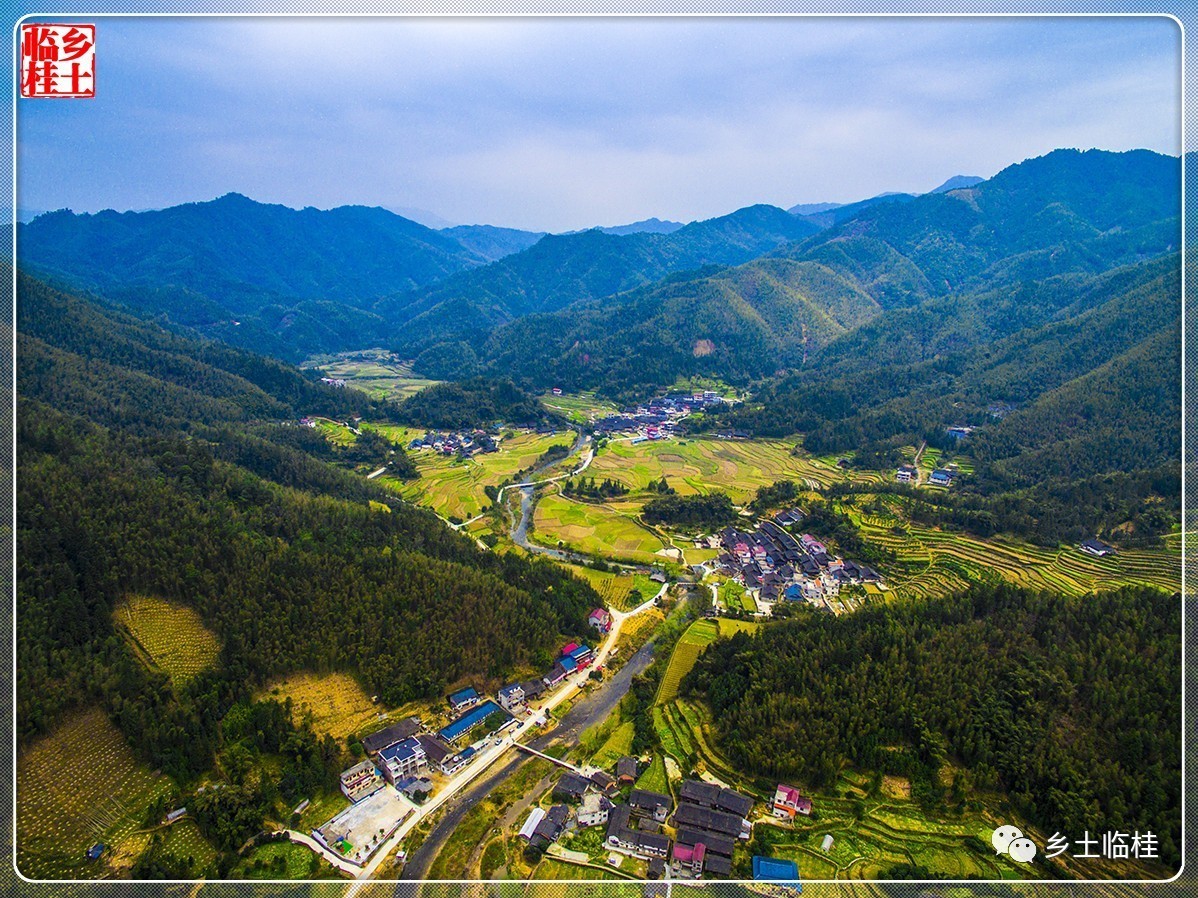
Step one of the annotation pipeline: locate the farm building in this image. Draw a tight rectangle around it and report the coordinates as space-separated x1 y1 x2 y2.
928 469 955 486
1080 538 1118 557
895 465 918 483
340 760 384 802
678 780 755 819
606 804 671 858
361 717 422 756
447 686 480 712
530 804 570 850
519 807 547 841
616 756 638 785
554 772 592 802
629 789 673 823
520 678 546 702
590 770 619 795
772 784 812 819
674 803 747 840
821 834 834 852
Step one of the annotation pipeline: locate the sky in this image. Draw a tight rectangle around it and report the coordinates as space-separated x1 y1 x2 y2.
16 16 1182 232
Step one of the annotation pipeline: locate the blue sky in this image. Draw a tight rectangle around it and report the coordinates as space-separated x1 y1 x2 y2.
16 16 1181 232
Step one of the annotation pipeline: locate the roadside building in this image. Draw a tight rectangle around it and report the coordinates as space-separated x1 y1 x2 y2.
378 737 426 784
497 683 525 711
530 804 569 850
339 760 384 802
589 607 613 633
519 807 546 841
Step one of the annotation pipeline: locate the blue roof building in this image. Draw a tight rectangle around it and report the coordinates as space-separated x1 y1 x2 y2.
439 699 511 743
448 686 480 710
560 656 579 673
753 856 800 886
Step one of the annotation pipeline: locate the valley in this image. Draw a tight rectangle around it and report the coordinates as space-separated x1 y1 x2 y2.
13 145 1184 886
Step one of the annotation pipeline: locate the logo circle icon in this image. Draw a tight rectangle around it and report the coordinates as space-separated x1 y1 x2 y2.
992 825 1024 854
1008 837 1038 863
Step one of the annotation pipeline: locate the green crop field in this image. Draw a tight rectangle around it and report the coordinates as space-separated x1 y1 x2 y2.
586 437 853 503
634 755 670 795
378 430 571 520
541 391 621 424
115 595 221 686
234 838 337 879
655 619 720 705
158 818 218 872
533 492 669 564
18 709 173 880
589 721 636 770
307 351 441 402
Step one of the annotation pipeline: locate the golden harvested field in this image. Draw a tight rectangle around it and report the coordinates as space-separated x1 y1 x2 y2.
587 437 856 503
18 709 172 880
378 429 572 521
259 671 386 741
115 595 220 686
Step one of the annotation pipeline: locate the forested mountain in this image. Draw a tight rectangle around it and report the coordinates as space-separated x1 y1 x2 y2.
15 194 490 360
479 258 881 398
381 204 821 359
17 272 599 780
449 150 1178 400
394 376 559 430
440 223 547 261
684 583 1181 871
779 148 1179 306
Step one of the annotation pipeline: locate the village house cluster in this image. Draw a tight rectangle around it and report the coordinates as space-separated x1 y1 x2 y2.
407 430 498 457
591 390 727 441
714 517 881 612
516 761 809 881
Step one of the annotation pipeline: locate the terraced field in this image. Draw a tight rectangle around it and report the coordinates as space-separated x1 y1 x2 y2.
378 429 572 520
115 595 220 686
634 755 671 794
841 496 1184 600
18 709 172 880
533 492 669 564
654 619 720 704
586 437 854 503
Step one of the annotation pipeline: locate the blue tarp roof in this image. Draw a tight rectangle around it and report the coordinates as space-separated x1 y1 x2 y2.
753 856 800 881
560 656 578 673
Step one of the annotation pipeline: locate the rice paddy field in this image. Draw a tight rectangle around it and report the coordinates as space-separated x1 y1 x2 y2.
654 619 720 705
633 755 671 795
586 437 871 503
377 429 572 520
17 709 173 880
842 495 1184 600
532 492 669 564
562 566 644 611
259 671 387 741
115 594 221 686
